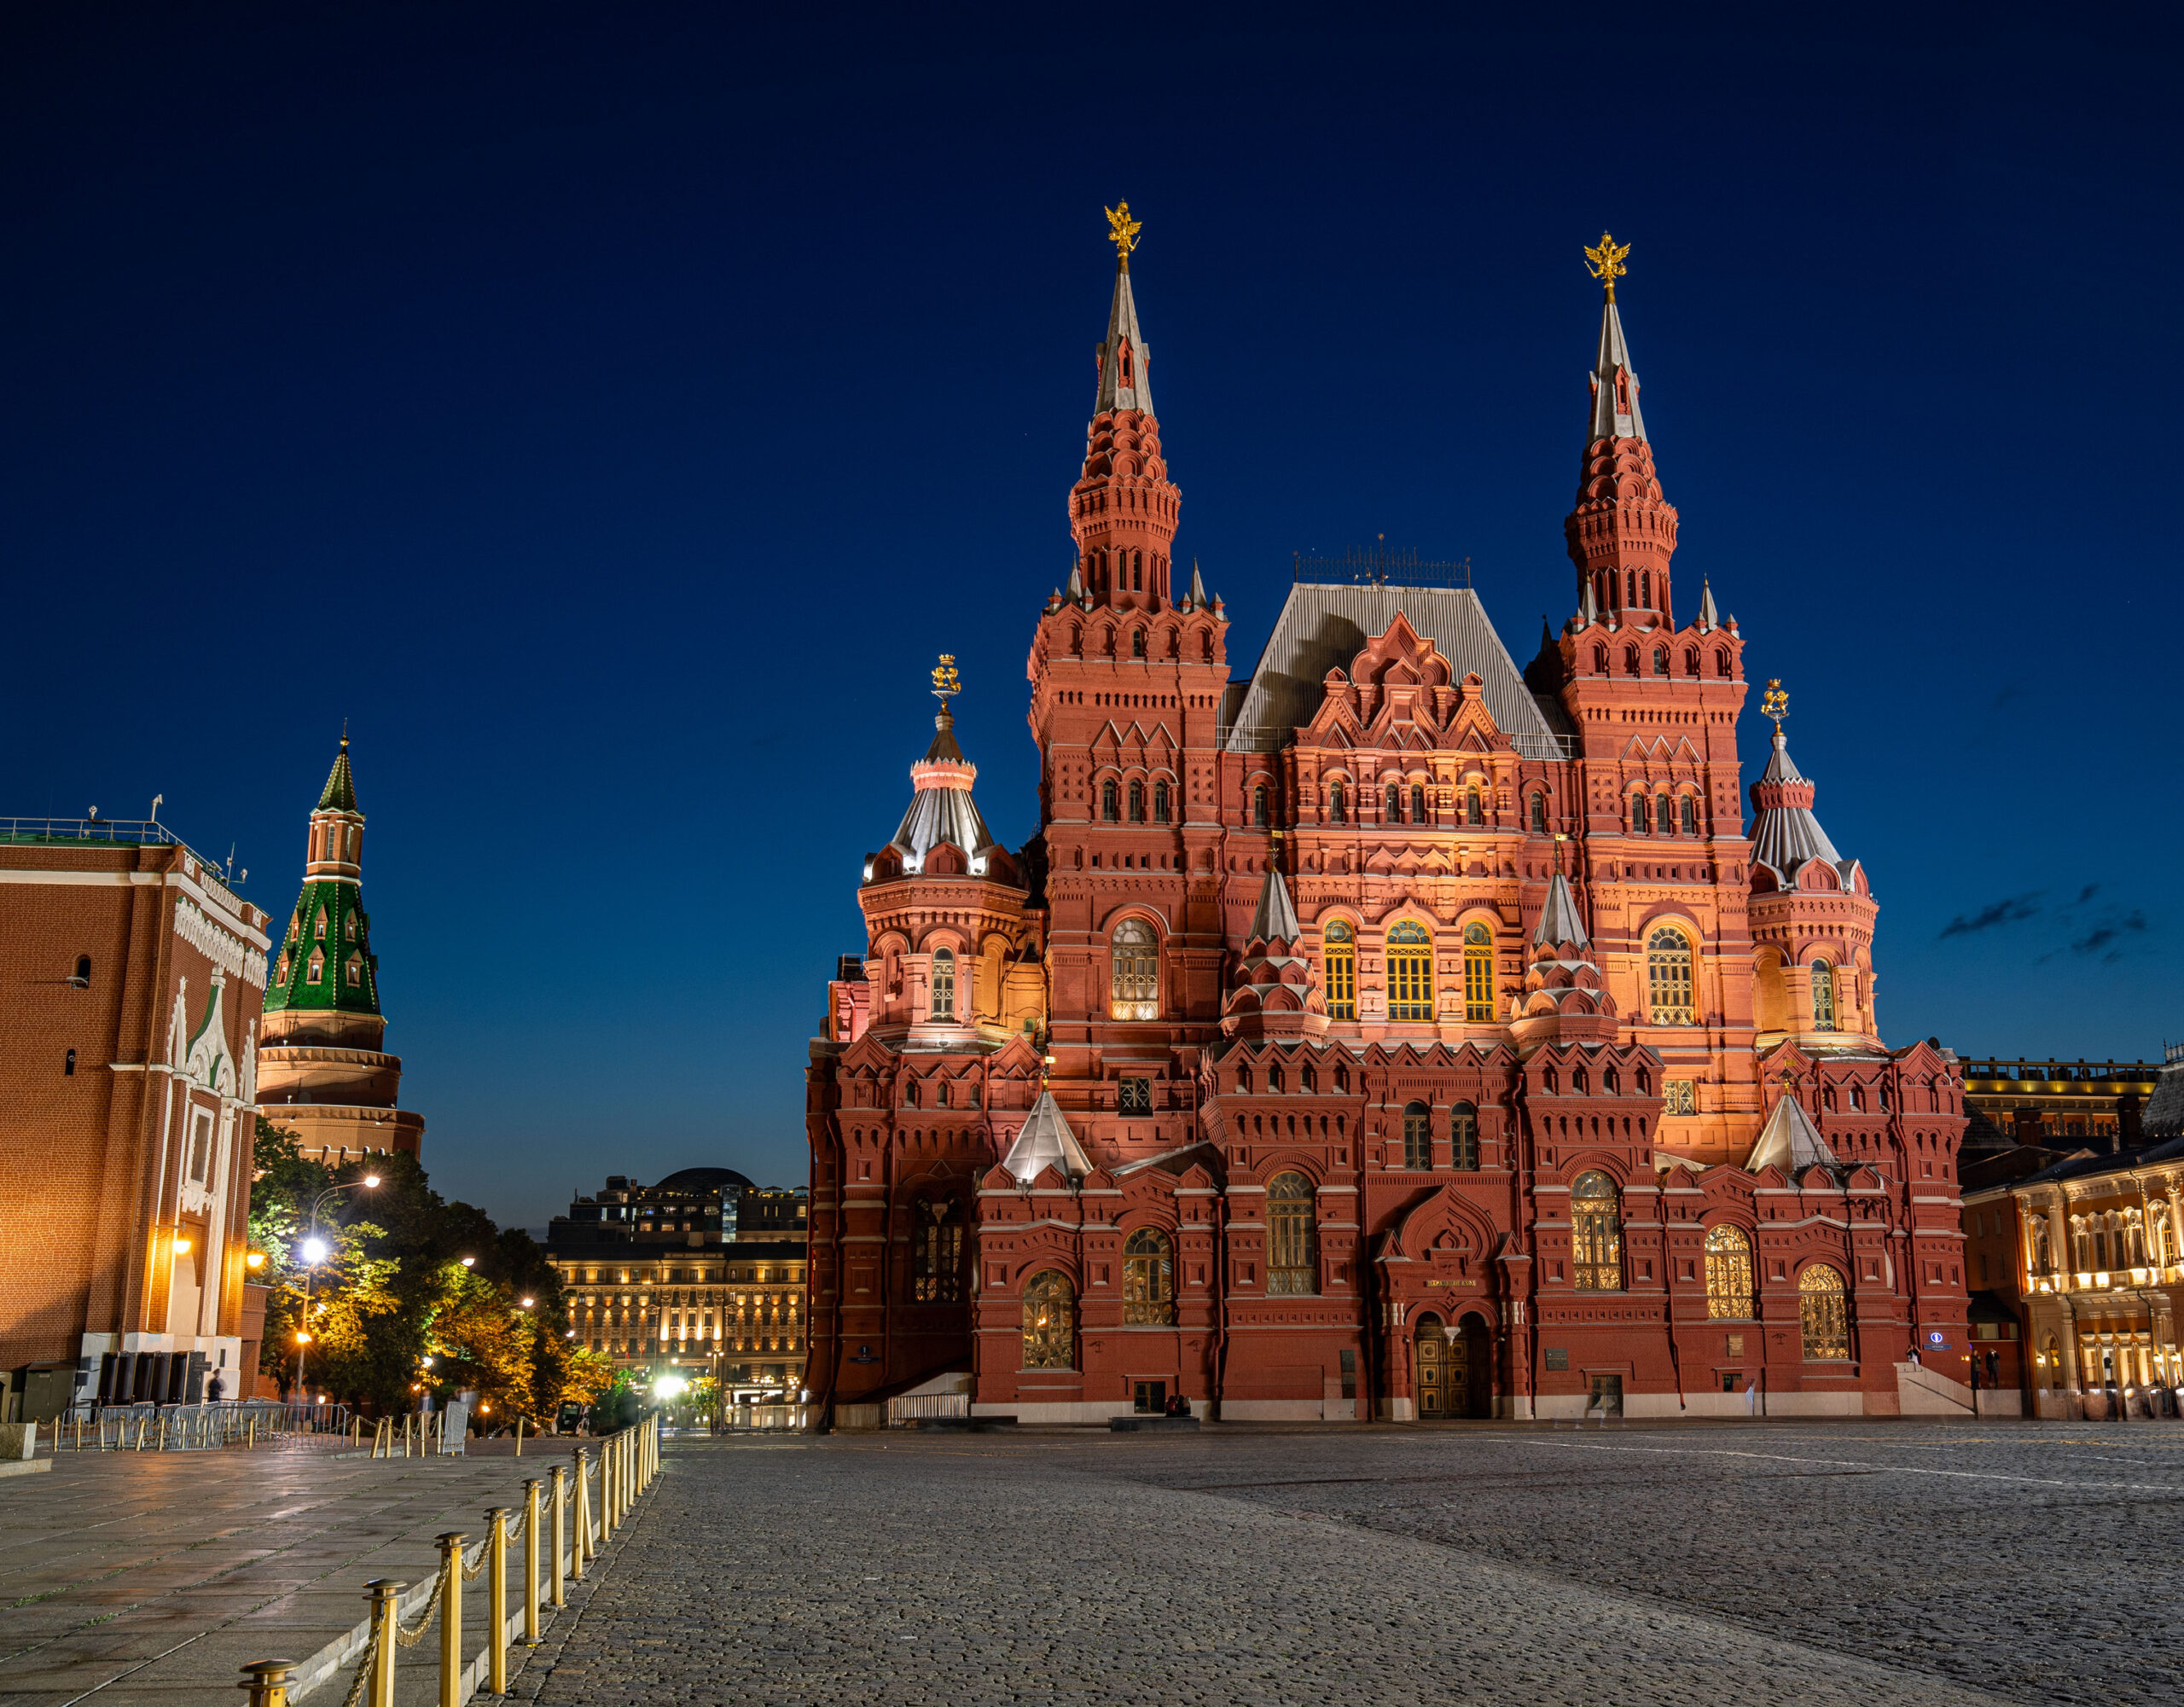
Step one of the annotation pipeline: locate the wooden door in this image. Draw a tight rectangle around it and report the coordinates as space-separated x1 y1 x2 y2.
1415 1323 1448 1417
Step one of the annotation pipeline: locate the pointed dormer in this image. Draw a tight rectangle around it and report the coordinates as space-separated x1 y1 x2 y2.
1002 1089 1094 1185
1509 873 1618 1054
1565 232 1681 629
1070 201 1181 614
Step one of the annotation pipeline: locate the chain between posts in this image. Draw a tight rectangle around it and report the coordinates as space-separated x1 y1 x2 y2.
236 1416 659 1704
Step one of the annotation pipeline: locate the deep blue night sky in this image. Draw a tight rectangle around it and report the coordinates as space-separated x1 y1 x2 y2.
3 8 2177 1229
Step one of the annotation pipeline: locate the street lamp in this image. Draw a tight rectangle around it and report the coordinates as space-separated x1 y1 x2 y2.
294 1174 380 1400
461 1256 476 1269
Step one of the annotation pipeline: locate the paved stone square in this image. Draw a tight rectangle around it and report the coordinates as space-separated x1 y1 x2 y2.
523 1420 2180 1706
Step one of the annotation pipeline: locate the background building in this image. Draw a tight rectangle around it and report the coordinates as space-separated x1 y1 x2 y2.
255 739 425 1164
545 1169 809 1401
1959 1056 2159 1155
806 224 1972 1427
0 815 269 1418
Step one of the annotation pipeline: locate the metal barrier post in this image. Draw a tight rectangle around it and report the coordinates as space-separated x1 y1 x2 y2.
365 1578 403 1707
571 1451 591 1576
236 1659 293 1704
485 1508 508 1695
436 1534 465 1707
520 1478 542 1642
514 1416 523 1458
549 1465 568 1605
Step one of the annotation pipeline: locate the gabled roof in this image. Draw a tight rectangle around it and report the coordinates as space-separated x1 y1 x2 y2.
1226 584 1554 752
1001 1090 1093 1184
1746 1094 1841 1176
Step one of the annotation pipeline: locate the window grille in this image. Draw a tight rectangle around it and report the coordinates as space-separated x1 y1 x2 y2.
1462 921 1494 1022
1571 1171 1623 1291
1403 1101 1431 1170
1810 960 1837 1031
1386 920 1433 1021
1021 1271 1074 1368
1705 1225 1754 1319
1323 921 1356 1019
930 949 956 1021
1647 927 1694 1025
1798 1266 1850 1361
1266 1173 1318 1295
1110 919 1159 1020
1122 1228 1174 1324
1450 1100 1478 1170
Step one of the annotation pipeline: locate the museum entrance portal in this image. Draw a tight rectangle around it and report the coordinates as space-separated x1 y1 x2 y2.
1414 1315 1488 1419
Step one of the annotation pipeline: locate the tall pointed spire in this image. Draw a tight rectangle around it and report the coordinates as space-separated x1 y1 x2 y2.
1565 232 1680 629
1070 201 1181 615
1697 577 1720 630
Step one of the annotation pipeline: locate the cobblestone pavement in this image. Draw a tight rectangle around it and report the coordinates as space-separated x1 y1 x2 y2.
523 1418 2184 1706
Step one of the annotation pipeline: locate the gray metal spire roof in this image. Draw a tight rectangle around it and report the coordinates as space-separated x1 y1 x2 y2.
887 710 1002 870
1002 1089 1093 1183
1247 868 1302 944
1697 578 1720 630
1533 873 1589 948
1586 299 1647 443
1095 261 1153 415
1577 578 1600 627
1188 560 1206 608
1745 1093 1841 1176
1224 584 1557 752
1748 730 1847 884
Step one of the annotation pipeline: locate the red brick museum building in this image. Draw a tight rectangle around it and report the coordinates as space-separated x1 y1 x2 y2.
806 223 1972 1424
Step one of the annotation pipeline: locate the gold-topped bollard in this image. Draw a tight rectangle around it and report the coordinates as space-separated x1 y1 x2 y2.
235 1659 294 1704
520 1478 543 1643
549 1465 568 1605
485 1507 509 1695
435 1534 465 1707
570 1451 591 1576
364 1578 404 1707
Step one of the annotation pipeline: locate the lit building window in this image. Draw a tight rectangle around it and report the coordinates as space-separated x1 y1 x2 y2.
1705 1225 1754 1319
913 1199 960 1303
1462 922 1494 1022
930 949 956 1021
1646 927 1695 1025
1571 1171 1623 1292
1323 921 1356 1019
1021 1271 1074 1369
1122 1228 1174 1325
1798 1265 1850 1361
1810 960 1837 1031
1386 921 1433 1021
1110 919 1159 1020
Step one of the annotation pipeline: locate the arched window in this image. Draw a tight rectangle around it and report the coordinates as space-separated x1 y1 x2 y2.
313 908 328 940
1640 571 1651 607
344 914 358 942
913 1200 961 1302
1647 927 1695 1025
1133 549 1143 589
1266 1173 1318 1294
1450 1100 1478 1170
1465 786 1482 826
1402 1101 1431 1170
1252 785 1269 827
2031 1218 2053 1275
1705 1225 1754 1319
1684 646 1700 677
344 954 363 989
1123 1227 1175 1324
1412 783 1429 824
1529 793 1547 833
929 949 956 1021
306 949 325 985
1715 647 1731 677
2093 1217 2111 1271
1462 921 1494 1022
2071 1216 2092 1271
1571 1172 1623 1292
1653 645 1669 676
1630 793 1650 833
1679 794 1697 836
1110 920 1159 1020
1021 1271 1075 1368
1386 921 1433 1021
1328 782 1346 824
1101 779 1119 822
1385 783 1403 824
72 955 91 987
1153 781 1171 823
1656 792 1672 834
1322 920 1356 1019
1798 1266 1850 1361
1623 644 1640 676
1131 628 1145 658
1127 780 1146 822
1625 571 1636 606
1594 643 1609 673
2127 1214 2148 1268
1810 960 1837 1031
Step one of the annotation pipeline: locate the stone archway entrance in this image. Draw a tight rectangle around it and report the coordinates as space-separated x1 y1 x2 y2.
1414 1313 1490 1420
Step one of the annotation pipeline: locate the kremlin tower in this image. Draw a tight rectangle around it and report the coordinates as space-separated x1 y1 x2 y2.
255 738 425 1164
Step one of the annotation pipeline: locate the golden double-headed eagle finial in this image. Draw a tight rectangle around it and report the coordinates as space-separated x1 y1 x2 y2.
1106 200 1142 261
931 653 961 705
1762 678 1789 730
1583 230 1631 300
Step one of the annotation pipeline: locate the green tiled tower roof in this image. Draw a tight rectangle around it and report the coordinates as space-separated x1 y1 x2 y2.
317 742 357 811
265 738 380 1019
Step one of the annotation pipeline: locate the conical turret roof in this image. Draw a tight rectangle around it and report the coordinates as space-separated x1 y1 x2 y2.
317 738 358 812
1746 1092 1841 1176
1533 873 1590 950
1002 1090 1093 1184
1586 297 1647 443
1246 868 1302 947
1749 729 1849 884
887 706 1001 870
1095 256 1153 415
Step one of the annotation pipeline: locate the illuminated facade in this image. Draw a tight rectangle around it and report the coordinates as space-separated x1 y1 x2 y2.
805 219 1971 1425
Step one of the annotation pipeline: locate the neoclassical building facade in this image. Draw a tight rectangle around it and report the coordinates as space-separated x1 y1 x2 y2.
805 219 1971 1424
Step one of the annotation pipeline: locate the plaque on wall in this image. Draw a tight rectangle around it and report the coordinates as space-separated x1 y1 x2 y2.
1544 1347 1569 1371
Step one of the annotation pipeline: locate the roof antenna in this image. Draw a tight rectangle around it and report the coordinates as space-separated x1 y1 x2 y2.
148 794 162 824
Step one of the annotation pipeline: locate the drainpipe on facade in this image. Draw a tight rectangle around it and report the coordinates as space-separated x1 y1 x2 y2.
1211 1188 1230 1422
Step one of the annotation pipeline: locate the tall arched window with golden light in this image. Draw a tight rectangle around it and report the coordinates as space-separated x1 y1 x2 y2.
929 949 956 1021
1122 1227 1174 1325
1110 919 1159 1020
1705 1224 1754 1319
1021 1271 1075 1369
1387 921 1433 1021
1266 1172 1318 1295
1810 960 1837 1031
1462 922 1494 1022
1646 926 1695 1025
1402 1101 1431 1170
1571 1171 1623 1292
1322 921 1356 1019
1798 1265 1849 1361
913 1199 961 1303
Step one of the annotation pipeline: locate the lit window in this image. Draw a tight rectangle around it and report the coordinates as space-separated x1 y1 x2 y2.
1571 1172 1623 1291
913 1200 961 1303
1021 1271 1075 1369
1462 921 1493 1023
1266 1173 1318 1295
1798 1266 1850 1361
345 914 357 942
1328 783 1346 824
1646 927 1694 1025
1110 919 1159 1020
1403 1101 1431 1170
929 948 956 1020
1450 1100 1478 1170
306 949 325 985
1323 921 1356 1020
1810 960 1837 1031
1705 1225 1753 1319
1386 921 1433 1021
1122 1228 1174 1325
313 909 328 941
344 954 363 989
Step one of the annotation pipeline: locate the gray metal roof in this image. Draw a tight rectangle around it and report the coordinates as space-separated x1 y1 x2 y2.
1745 1094 1841 1176
1247 868 1302 943
1586 299 1647 443
1533 874 1590 948
1223 583 1558 753
1749 731 1848 883
1002 1090 1093 1184
1095 261 1151 416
